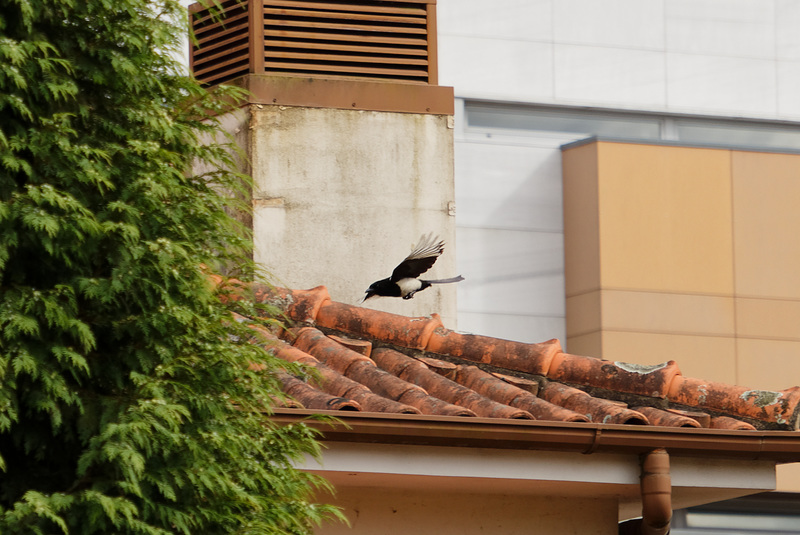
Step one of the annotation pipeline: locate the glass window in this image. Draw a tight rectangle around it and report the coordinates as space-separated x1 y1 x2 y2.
671 493 800 534
685 511 800 531
467 104 662 140
676 121 800 152
464 101 800 152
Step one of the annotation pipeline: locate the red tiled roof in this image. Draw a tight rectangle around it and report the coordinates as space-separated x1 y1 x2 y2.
226 280 800 432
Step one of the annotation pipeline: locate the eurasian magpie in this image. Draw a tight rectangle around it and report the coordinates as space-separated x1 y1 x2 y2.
362 233 464 301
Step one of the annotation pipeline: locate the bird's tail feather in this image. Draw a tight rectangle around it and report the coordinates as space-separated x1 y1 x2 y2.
423 275 465 284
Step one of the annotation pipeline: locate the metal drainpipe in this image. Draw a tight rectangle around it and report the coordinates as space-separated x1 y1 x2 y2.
619 448 673 535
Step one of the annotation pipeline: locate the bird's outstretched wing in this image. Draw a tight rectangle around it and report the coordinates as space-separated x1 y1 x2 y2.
390 233 445 282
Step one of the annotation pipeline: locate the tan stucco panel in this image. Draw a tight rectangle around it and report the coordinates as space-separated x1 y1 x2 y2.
777 463 800 493
595 142 734 295
562 140 800 491
601 289 735 337
600 330 737 384
732 150 800 300
565 290 602 338
736 338 800 392
562 142 601 297
736 297 800 341
565 330 603 358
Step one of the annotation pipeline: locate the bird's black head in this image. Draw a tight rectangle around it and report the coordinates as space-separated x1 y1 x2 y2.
362 282 378 302
362 278 398 302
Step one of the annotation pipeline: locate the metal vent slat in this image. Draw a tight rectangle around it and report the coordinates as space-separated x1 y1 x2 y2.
267 39 427 57
194 26 249 51
194 11 250 37
267 0 427 16
265 18 428 36
266 50 427 67
193 43 250 70
194 13 249 45
264 61 428 78
264 29 426 47
199 61 251 85
190 0 435 86
264 7 426 26
191 0 251 85
193 1 249 29
262 0 430 83
194 51 253 77
194 49 251 72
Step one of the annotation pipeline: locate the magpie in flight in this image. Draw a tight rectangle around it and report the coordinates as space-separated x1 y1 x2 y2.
362 233 464 301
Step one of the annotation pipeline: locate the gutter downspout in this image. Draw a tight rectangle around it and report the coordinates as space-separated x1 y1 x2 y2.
619 448 672 535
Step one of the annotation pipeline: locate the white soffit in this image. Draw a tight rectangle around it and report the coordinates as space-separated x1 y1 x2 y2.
299 442 777 515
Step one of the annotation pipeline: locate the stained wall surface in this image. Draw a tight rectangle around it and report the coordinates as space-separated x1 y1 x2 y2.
247 106 459 325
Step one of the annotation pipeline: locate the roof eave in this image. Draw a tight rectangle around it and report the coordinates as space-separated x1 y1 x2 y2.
271 409 800 462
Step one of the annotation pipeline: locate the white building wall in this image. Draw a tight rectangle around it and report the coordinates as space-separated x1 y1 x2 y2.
438 0 800 120
452 101 580 344
438 0 800 347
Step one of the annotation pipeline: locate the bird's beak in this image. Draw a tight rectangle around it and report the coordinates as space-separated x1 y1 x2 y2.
360 292 373 303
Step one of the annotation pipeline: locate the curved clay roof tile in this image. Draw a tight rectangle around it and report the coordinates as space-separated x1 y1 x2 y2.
277 373 362 411
539 382 649 425
426 327 560 376
710 416 757 431
448 365 589 423
632 407 702 428
547 353 682 399
372 348 534 420
668 377 800 430
315 301 444 350
226 281 800 430
291 327 373 376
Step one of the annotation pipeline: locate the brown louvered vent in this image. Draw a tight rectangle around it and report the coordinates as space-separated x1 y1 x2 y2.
191 0 252 86
190 0 437 86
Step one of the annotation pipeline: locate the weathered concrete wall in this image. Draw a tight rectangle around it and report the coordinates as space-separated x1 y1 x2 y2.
247 105 458 326
191 107 253 275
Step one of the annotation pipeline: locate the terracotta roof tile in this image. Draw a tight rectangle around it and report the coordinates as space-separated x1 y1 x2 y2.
229 281 800 431
326 334 372 356
277 372 362 411
710 416 757 431
316 298 444 350
442 365 590 423
667 376 800 428
248 323 421 415
548 352 682 399
371 348 534 419
631 406 702 428
539 382 650 425
667 409 711 428
287 327 470 417
291 327 373 376
426 327 561 376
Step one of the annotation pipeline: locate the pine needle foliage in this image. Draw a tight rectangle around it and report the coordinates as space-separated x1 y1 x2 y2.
0 1 340 533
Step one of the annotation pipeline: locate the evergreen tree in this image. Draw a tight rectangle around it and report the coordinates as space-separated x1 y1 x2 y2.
0 0 339 532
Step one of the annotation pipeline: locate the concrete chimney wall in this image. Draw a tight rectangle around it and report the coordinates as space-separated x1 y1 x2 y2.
246 104 457 325
189 0 458 325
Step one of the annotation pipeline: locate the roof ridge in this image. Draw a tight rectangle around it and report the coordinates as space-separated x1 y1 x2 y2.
220 279 800 430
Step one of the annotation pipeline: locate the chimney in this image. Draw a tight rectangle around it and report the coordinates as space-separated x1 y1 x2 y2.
189 1 458 325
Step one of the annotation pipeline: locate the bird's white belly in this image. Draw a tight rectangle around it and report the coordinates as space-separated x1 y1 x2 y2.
396 278 422 297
